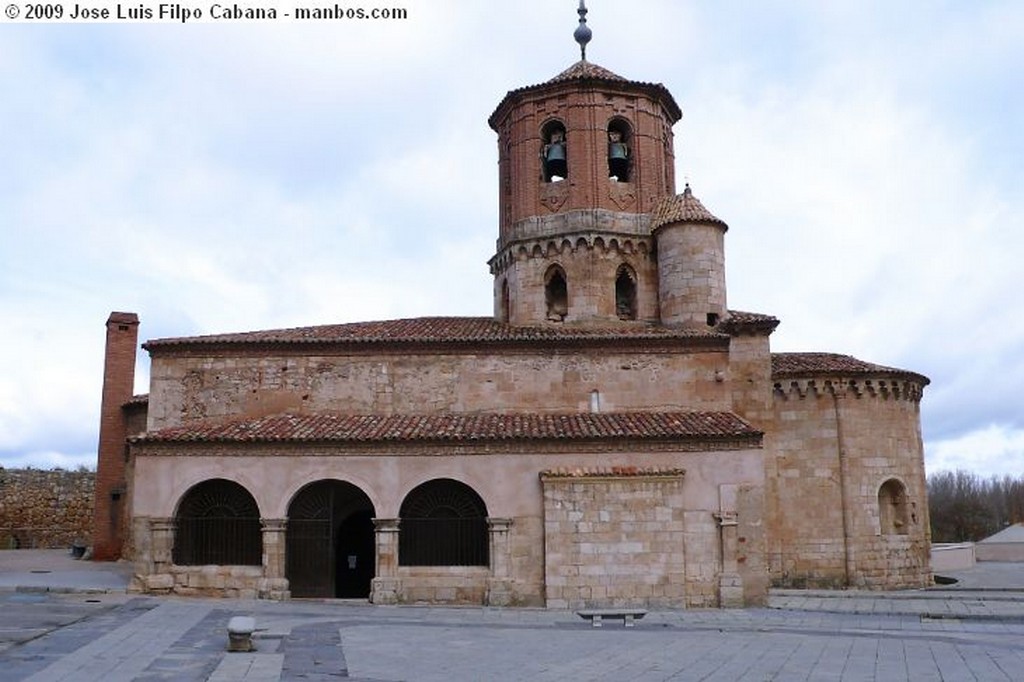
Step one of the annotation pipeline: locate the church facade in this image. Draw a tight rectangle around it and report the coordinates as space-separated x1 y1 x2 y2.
93 26 931 608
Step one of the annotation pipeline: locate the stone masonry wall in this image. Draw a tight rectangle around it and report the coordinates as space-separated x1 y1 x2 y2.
146 347 732 432
541 472 688 609
0 468 95 549
766 378 930 589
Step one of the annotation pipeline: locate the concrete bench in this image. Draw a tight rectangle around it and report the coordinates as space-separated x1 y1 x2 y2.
576 609 647 628
227 616 256 652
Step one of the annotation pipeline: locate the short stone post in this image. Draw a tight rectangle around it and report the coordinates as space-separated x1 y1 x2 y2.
370 518 401 604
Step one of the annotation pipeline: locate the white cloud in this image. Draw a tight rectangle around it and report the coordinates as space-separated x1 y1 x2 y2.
0 2 1021 474
928 425 1024 478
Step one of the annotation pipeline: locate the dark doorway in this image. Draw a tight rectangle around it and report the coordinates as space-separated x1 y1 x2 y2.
335 510 375 597
287 480 375 598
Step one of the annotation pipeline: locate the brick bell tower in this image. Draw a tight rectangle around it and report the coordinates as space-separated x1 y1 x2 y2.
488 1 682 326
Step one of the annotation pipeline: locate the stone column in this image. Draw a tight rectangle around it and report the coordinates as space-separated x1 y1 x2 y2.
370 518 401 604
714 511 744 608
259 518 289 600
486 517 514 606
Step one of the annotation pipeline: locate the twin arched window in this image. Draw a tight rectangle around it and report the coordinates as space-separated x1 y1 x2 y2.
540 118 633 183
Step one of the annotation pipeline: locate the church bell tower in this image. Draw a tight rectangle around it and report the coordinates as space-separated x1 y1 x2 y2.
488 2 683 326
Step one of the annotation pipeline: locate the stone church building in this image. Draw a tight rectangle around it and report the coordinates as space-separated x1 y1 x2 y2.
92 12 931 608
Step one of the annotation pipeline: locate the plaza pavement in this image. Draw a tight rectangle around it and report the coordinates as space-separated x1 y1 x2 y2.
1 550 1023 681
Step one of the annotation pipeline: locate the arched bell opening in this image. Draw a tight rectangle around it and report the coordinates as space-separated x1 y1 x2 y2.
607 118 633 182
544 265 569 322
615 264 638 320
541 119 568 182
286 480 376 598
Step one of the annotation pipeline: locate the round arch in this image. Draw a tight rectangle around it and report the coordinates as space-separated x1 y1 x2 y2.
398 478 489 567
286 479 377 598
172 478 262 566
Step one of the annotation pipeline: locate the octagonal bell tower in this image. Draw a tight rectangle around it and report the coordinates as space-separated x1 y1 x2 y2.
488 3 681 326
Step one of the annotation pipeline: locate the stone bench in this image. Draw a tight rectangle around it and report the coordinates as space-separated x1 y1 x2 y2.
576 609 648 628
227 616 256 652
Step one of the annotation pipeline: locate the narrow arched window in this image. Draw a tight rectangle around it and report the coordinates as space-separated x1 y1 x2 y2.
615 264 637 320
607 118 632 181
399 479 489 566
545 266 568 321
541 120 568 182
500 279 510 322
173 479 262 565
878 479 910 535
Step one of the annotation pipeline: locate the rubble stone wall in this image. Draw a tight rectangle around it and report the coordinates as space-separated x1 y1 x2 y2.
0 468 94 549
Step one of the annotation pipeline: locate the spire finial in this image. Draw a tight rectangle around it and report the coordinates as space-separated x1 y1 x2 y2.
574 0 592 61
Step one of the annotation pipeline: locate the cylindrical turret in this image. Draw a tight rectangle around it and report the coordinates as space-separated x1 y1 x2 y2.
651 185 728 328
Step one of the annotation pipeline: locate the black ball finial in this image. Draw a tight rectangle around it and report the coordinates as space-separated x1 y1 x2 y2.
574 0 592 61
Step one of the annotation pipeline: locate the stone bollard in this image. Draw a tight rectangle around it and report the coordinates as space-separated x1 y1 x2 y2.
226 616 256 652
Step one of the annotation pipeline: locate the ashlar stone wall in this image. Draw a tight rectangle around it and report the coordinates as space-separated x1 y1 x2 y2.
766 378 931 589
541 471 688 609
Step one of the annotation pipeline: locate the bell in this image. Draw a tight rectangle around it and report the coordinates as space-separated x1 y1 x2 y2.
608 142 629 180
544 142 567 179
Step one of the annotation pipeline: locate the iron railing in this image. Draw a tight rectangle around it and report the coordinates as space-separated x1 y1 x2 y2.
172 516 262 566
398 517 488 566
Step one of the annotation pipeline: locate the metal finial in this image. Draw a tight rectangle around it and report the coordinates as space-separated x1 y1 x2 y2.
574 0 592 61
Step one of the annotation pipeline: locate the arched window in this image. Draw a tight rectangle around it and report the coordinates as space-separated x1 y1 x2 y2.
500 279 510 323
173 479 262 566
399 478 488 566
607 118 632 181
541 120 568 182
878 479 910 536
615 264 637 320
545 265 568 322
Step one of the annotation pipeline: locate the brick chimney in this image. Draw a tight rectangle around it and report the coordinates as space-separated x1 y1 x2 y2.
91 312 139 561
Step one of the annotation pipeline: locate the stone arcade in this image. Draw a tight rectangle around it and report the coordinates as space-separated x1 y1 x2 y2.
93 7 931 607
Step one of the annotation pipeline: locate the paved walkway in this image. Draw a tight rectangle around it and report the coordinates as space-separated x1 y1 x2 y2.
1 550 1023 681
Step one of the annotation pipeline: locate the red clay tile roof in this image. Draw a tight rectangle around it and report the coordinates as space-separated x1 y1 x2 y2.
772 353 929 385
720 311 780 335
489 61 681 130
650 185 727 231
143 316 727 351
547 60 628 83
134 411 761 444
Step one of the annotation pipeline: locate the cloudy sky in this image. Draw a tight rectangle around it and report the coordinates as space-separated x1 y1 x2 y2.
1 1 1021 476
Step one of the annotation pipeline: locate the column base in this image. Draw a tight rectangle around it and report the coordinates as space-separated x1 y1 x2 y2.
718 572 744 608
370 577 402 604
485 578 516 606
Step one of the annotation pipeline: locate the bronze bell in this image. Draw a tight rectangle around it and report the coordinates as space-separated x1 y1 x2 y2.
544 141 567 179
608 142 629 179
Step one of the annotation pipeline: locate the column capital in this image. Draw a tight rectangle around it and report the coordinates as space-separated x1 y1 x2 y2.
260 518 288 532
373 517 400 532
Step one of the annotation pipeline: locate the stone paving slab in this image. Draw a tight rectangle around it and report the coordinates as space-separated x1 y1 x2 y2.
2 552 1024 680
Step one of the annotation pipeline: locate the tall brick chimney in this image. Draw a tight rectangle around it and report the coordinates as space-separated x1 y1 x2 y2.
92 311 139 561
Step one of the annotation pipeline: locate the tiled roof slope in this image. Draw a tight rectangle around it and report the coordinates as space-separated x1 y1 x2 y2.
143 316 727 350
650 185 727 231
772 353 929 385
135 411 761 444
547 60 628 83
489 61 681 129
